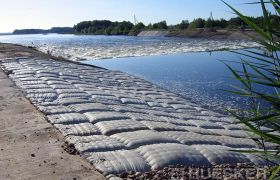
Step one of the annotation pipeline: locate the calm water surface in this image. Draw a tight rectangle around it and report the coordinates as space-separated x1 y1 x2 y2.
85 51 264 114
0 34 268 113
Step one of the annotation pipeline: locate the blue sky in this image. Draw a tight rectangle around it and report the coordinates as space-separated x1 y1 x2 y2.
0 0 274 32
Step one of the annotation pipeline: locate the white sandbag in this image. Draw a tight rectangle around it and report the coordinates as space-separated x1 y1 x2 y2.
169 103 197 110
120 97 147 105
209 129 251 138
126 104 151 111
86 150 151 175
208 116 238 123
21 80 46 85
92 96 121 105
46 80 69 85
244 153 275 166
68 103 113 113
37 105 74 115
193 145 251 165
170 112 198 120
136 143 211 170
26 93 58 100
95 119 148 135
58 93 90 99
223 124 247 130
141 121 186 131
212 136 258 148
36 73 59 78
1 57 266 174
22 84 51 89
13 70 35 75
112 130 179 149
188 120 225 129
141 91 162 96
26 88 56 94
66 135 125 153
164 118 197 127
47 112 89 124
57 98 92 105
50 84 77 89
184 126 220 135
126 113 166 122
84 90 112 96
146 101 163 107
17 77 40 82
84 112 130 124
163 131 222 146
54 123 101 136
12 73 34 78
36 70 58 74
56 88 85 94
110 105 147 113
147 110 177 119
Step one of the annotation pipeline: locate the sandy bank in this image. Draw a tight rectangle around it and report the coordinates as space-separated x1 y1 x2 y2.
139 29 260 40
137 30 169 37
0 43 105 180
169 29 260 40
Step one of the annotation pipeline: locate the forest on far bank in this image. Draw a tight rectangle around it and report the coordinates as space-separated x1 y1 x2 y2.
13 15 279 36
73 15 280 35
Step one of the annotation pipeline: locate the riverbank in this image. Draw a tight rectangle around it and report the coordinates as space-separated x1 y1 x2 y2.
0 34 260 61
0 43 275 179
0 43 105 180
139 29 260 40
7 28 259 41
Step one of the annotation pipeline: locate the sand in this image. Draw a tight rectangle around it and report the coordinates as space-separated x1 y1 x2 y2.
0 43 105 180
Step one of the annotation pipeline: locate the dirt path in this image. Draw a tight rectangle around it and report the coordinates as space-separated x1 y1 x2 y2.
0 43 105 180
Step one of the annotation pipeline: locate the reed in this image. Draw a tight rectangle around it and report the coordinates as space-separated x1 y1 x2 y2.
223 0 280 178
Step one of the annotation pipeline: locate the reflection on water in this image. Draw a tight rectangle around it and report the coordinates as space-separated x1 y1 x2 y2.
84 50 271 114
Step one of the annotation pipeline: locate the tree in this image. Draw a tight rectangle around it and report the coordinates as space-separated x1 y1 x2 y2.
189 18 205 28
227 17 245 28
178 20 189 30
152 21 168 29
129 22 145 35
73 20 134 35
214 18 227 28
145 23 153 30
204 18 215 28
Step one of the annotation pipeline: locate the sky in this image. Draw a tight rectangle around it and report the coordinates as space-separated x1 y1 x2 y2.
0 0 275 32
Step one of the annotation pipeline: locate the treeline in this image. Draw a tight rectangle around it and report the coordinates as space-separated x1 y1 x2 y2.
74 20 134 35
13 27 74 34
14 15 279 35
74 15 279 36
171 15 279 30
74 20 169 35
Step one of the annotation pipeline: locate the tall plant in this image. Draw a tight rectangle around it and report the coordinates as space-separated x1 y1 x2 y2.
222 0 280 178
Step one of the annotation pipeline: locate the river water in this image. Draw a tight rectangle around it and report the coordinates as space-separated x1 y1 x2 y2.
0 34 259 60
0 34 266 114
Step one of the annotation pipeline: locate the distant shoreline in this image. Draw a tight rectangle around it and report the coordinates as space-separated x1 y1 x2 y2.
167 29 260 40
6 29 259 41
138 29 260 40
